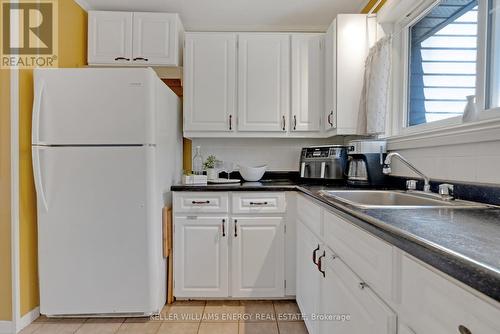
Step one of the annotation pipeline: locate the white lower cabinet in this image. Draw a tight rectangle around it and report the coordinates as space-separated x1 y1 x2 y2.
173 192 286 299
400 255 500 334
319 250 396 334
231 217 284 298
174 216 229 298
296 220 322 334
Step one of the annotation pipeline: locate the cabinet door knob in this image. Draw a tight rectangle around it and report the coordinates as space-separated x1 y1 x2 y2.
312 245 320 265
234 219 238 237
317 251 326 277
458 325 472 334
114 57 130 61
359 282 368 290
192 200 210 205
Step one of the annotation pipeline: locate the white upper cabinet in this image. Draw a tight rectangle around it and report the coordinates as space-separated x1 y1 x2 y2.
183 33 236 132
132 13 183 65
291 34 324 132
325 14 369 134
237 34 290 132
88 11 133 65
88 11 183 66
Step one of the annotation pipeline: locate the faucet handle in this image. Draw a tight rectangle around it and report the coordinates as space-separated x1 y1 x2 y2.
406 180 418 191
438 184 454 200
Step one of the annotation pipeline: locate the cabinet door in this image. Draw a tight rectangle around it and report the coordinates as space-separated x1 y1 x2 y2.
324 20 337 131
237 34 290 132
132 12 179 66
296 220 322 334
319 252 397 334
291 34 323 132
184 33 236 132
174 216 229 298
335 14 368 135
231 217 285 298
88 11 133 65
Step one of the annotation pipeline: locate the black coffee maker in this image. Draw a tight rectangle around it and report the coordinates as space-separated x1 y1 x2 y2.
346 140 387 187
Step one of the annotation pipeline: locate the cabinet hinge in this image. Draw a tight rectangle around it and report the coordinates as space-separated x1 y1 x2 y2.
284 280 287 289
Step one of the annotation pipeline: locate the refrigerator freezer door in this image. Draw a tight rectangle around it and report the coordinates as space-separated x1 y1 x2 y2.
32 68 155 145
33 145 163 315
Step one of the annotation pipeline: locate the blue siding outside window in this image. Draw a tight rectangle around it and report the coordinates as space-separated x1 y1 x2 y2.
408 0 479 126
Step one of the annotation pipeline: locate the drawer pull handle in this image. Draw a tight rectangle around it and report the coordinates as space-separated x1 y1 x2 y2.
312 245 320 265
359 282 368 290
249 201 268 206
133 57 149 61
458 325 472 334
222 219 226 237
114 57 130 61
317 251 326 277
234 219 238 237
192 200 210 205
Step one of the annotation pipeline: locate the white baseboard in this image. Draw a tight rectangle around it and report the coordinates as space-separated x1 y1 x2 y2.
15 307 40 333
0 321 13 334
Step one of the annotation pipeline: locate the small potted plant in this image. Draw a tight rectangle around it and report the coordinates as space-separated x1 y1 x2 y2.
203 155 218 180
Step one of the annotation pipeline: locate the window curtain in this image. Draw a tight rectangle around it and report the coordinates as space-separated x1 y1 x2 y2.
357 36 392 135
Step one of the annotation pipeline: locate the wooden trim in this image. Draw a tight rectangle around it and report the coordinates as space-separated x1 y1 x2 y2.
362 0 388 13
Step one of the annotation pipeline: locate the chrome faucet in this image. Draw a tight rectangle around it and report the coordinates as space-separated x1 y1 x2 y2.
382 152 431 192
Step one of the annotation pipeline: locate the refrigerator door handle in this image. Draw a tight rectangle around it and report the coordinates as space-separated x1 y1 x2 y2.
33 147 48 212
32 81 44 144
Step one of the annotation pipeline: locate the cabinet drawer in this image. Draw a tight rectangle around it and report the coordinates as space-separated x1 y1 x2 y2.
323 210 393 300
297 194 322 236
401 255 500 334
173 192 229 213
232 192 286 214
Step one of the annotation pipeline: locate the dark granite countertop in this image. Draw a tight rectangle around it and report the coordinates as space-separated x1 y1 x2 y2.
171 181 500 302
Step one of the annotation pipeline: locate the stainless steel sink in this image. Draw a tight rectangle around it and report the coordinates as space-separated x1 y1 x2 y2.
319 190 489 209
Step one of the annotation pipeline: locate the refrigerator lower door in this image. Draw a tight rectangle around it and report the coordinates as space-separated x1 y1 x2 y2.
33 145 164 316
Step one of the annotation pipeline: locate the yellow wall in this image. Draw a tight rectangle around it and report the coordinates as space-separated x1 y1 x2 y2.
0 68 12 321
18 0 87 316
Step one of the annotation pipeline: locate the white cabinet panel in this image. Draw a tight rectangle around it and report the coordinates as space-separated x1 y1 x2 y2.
237 34 290 132
132 13 181 66
173 192 229 213
232 192 286 214
291 34 323 132
184 33 236 132
323 209 393 300
324 21 337 131
231 217 285 297
297 194 322 237
401 255 500 334
88 11 133 65
174 216 229 298
319 251 397 334
324 14 368 134
296 220 322 334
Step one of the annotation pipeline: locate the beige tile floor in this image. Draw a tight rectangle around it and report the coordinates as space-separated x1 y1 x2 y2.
21 300 308 334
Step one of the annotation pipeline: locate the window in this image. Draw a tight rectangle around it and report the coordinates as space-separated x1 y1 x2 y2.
407 0 479 126
487 0 500 108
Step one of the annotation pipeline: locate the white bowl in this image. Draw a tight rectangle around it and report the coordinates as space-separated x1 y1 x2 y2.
239 165 267 182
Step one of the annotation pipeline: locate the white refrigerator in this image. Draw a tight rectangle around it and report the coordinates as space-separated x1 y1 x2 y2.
32 68 182 317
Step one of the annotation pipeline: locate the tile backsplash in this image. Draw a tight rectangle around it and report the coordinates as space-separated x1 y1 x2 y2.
191 138 345 171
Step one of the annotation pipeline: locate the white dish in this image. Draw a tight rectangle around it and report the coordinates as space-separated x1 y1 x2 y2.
208 178 241 184
239 165 267 182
